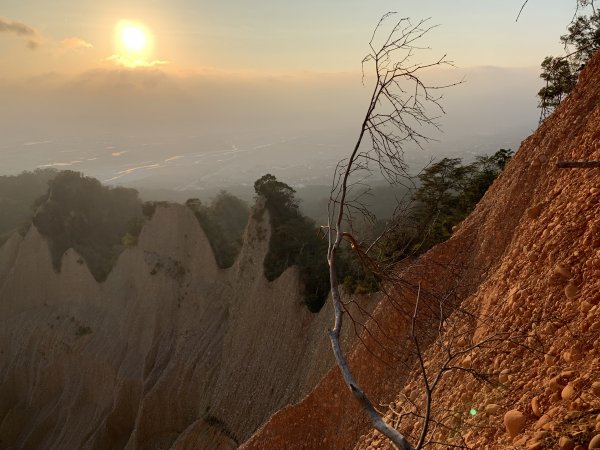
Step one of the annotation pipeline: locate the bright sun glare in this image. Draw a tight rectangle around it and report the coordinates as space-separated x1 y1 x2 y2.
114 20 153 67
121 25 147 53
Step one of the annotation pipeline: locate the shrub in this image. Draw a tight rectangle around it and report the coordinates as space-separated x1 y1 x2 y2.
0 168 57 239
186 192 249 269
254 174 330 312
32 171 143 282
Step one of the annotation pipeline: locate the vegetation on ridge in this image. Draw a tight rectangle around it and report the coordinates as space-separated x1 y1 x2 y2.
254 174 330 312
341 149 514 294
32 171 143 282
409 148 514 253
538 7 599 118
0 169 58 245
185 191 249 268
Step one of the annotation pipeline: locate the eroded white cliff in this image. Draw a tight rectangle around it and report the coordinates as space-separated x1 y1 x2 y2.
0 202 339 450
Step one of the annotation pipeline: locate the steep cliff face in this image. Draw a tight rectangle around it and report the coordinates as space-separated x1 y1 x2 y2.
242 53 600 449
0 202 341 450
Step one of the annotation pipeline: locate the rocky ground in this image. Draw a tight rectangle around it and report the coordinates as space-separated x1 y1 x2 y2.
242 46 600 450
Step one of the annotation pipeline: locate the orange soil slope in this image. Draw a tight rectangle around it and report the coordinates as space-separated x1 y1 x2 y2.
242 51 600 450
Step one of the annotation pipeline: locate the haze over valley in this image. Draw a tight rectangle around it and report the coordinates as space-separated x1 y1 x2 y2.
1 66 539 196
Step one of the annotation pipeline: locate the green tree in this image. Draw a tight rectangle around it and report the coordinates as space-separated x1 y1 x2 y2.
254 174 298 218
210 191 250 242
461 149 513 208
0 169 58 244
561 12 600 66
538 9 600 118
32 171 142 281
407 149 514 254
411 158 471 249
414 158 469 214
254 174 329 312
538 56 577 117
186 192 249 269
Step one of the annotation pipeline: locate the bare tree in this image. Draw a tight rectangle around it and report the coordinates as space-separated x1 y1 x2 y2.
516 0 596 22
325 13 459 450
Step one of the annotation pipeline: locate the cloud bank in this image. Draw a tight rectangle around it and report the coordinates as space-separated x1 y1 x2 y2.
106 54 168 68
0 17 40 49
61 37 93 50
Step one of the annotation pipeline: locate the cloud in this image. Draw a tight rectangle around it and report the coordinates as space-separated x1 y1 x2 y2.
107 54 169 68
0 17 40 49
0 17 36 36
62 67 175 94
61 37 93 50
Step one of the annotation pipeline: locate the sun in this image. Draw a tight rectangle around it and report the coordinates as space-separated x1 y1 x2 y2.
121 25 147 53
113 20 154 66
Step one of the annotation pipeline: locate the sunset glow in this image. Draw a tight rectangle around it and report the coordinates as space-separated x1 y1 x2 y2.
114 20 153 67
121 25 146 53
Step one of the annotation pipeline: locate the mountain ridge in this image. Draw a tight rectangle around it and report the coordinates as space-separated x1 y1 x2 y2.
0 201 354 449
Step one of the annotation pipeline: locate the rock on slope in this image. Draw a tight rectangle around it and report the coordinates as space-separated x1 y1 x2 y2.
0 202 343 449
241 52 600 449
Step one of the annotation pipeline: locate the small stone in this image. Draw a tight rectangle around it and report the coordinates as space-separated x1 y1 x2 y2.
563 349 582 363
580 301 593 314
569 346 582 360
549 376 565 392
485 403 501 415
531 396 542 416
565 283 579 300
533 431 550 440
591 382 600 396
527 440 544 450
559 436 575 450
504 409 527 438
555 264 572 278
590 434 600 449
527 204 543 219
513 435 529 446
562 384 576 400
499 369 510 383
535 414 552 430
565 411 580 421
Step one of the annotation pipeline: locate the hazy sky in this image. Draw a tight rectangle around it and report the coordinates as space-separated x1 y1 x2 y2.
0 1 591 185
0 0 583 76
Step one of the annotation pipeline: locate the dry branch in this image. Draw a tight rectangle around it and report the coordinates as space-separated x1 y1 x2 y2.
326 13 459 450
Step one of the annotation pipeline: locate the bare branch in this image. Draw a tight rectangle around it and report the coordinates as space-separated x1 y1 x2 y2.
326 12 460 450
516 0 529 22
